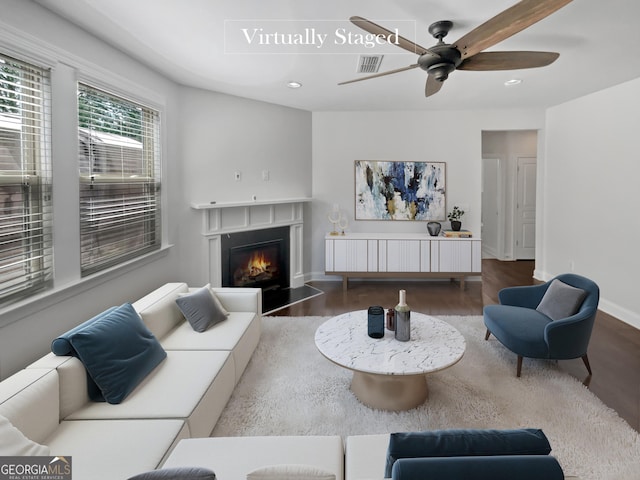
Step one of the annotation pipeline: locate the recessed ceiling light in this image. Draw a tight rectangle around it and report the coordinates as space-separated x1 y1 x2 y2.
287 81 302 89
504 78 522 86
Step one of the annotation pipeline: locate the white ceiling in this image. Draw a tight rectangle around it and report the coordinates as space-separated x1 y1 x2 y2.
35 0 640 112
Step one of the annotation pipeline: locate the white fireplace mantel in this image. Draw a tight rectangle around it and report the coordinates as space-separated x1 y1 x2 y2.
191 197 311 211
192 197 311 288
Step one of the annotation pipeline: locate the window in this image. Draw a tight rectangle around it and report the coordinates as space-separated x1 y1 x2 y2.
0 53 52 303
78 83 160 276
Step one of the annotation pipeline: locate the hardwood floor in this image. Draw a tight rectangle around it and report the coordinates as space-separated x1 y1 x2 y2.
272 259 640 432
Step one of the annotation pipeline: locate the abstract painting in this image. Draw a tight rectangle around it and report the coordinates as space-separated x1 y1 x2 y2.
354 160 446 221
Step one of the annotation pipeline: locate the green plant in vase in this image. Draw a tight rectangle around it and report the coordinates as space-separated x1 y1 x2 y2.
447 206 465 231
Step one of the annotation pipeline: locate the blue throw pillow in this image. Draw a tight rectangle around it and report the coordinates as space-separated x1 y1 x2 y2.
175 284 229 333
391 456 564 480
68 303 167 404
51 306 119 355
385 429 551 477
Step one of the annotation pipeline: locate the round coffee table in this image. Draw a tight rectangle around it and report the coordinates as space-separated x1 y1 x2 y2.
314 310 466 411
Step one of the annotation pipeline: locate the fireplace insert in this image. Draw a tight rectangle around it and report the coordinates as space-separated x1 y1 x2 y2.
221 226 290 292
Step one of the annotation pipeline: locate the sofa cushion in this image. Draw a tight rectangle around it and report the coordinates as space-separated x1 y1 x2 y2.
175 285 229 333
0 414 50 456
536 279 587 320
134 283 189 340
46 419 188 480
51 306 119 355
64 350 235 438
160 311 260 383
161 312 255 351
68 302 167 404
27 354 91 421
0 368 60 444
128 467 216 480
345 434 388 480
385 429 551 477
247 464 335 480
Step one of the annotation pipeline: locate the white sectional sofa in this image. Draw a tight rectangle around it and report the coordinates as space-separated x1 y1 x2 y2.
0 282 572 480
0 283 262 480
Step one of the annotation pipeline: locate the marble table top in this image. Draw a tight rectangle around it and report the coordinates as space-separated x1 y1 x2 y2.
315 310 466 376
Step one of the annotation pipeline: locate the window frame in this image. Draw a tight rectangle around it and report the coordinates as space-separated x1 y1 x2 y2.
0 51 53 304
77 82 162 277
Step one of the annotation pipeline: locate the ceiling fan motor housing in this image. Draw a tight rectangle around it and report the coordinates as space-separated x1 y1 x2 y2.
417 44 462 81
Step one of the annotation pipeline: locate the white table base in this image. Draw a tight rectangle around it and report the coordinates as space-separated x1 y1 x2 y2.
350 371 428 411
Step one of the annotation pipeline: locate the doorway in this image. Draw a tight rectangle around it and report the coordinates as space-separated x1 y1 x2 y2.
481 130 537 261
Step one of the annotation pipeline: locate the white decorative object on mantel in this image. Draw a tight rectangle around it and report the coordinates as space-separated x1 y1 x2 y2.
192 197 311 288
327 203 349 236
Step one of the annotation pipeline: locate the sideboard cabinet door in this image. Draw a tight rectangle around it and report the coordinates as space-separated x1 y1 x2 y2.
436 240 473 272
327 238 369 272
382 240 421 272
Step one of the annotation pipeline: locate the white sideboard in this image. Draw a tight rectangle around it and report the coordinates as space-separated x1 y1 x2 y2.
325 233 482 290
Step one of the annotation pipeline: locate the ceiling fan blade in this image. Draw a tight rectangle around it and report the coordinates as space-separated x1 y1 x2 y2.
458 51 559 70
339 64 420 86
350 16 435 56
452 0 572 59
425 75 444 97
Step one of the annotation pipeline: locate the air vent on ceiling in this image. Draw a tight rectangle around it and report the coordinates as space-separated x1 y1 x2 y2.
357 55 384 73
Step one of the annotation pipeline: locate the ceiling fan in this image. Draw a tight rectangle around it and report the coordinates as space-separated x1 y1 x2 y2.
339 0 573 97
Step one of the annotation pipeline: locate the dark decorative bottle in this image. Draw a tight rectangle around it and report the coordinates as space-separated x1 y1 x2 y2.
394 290 411 341
386 308 395 331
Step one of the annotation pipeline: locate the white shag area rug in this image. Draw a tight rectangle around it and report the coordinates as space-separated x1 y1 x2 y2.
212 315 640 480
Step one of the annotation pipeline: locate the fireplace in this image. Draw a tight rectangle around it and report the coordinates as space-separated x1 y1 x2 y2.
193 198 319 314
221 226 290 292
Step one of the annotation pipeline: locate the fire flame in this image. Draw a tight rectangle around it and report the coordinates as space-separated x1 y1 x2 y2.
246 251 271 276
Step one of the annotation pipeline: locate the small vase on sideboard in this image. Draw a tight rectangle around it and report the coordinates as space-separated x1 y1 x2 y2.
427 221 441 236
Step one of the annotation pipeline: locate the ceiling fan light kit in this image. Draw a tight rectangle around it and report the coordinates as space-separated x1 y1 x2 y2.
340 0 573 98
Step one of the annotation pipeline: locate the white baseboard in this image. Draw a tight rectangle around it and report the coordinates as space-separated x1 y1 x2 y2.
533 269 639 330
597 300 640 330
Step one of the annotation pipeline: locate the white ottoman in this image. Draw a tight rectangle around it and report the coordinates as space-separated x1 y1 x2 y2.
161 436 344 480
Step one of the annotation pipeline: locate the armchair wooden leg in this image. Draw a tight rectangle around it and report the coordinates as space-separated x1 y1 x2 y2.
484 329 491 340
516 356 523 377
582 355 592 375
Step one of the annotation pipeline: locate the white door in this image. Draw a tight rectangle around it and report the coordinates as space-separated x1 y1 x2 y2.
515 156 536 259
481 157 500 258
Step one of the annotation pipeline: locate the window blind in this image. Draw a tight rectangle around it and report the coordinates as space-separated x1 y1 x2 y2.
78 83 161 276
0 53 52 303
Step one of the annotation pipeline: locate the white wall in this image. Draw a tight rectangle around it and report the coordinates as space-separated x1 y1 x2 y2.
175 87 313 286
0 0 182 378
542 77 640 328
0 1 314 379
311 109 545 279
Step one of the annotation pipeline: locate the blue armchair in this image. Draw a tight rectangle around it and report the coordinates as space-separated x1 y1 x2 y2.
483 273 599 377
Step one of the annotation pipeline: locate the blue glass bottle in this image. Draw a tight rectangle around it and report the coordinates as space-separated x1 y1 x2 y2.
367 306 385 338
